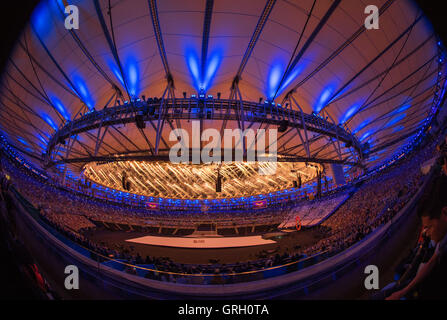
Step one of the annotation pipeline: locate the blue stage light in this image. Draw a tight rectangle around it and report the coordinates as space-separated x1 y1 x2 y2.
266 64 282 99
353 118 371 134
126 56 140 97
31 0 55 40
38 135 48 145
392 103 411 115
340 103 360 124
50 94 70 121
360 130 373 141
72 74 95 110
41 113 58 131
386 113 406 128
265 61 305 100
186 49 201 90
203 50 222 90
186 48 222 92
108 60 125 86
17 137 29 146
315 85 335 113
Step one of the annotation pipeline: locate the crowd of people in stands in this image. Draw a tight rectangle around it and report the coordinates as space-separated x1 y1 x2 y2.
0 133 441 283
280 192 352 228
302 161 424 257
40 211 96 233
10 166 287 230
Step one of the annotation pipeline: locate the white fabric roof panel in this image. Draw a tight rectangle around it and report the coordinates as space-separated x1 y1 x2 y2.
0 0 444 175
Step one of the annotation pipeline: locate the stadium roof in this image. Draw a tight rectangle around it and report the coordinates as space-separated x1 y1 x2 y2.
0 0 444 177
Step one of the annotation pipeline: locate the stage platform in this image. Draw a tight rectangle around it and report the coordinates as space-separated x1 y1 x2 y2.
125 235 277 249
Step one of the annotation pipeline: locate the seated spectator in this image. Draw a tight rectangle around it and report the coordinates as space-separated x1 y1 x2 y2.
387 176 447 300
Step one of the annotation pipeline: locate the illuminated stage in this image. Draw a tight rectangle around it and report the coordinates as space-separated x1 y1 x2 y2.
125 235 277 249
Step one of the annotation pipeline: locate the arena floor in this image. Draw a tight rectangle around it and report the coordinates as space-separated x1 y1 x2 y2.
125 235 277 249
84 228 327 264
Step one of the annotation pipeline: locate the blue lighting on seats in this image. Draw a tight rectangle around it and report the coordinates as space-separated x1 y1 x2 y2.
72 74 94 110
50 95 70 121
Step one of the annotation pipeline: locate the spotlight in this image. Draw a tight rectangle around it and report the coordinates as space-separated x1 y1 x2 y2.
183 92 187 98
217 92 221 99
259 97 263 104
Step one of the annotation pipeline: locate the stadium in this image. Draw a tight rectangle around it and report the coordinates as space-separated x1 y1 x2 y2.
0 0 447 303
